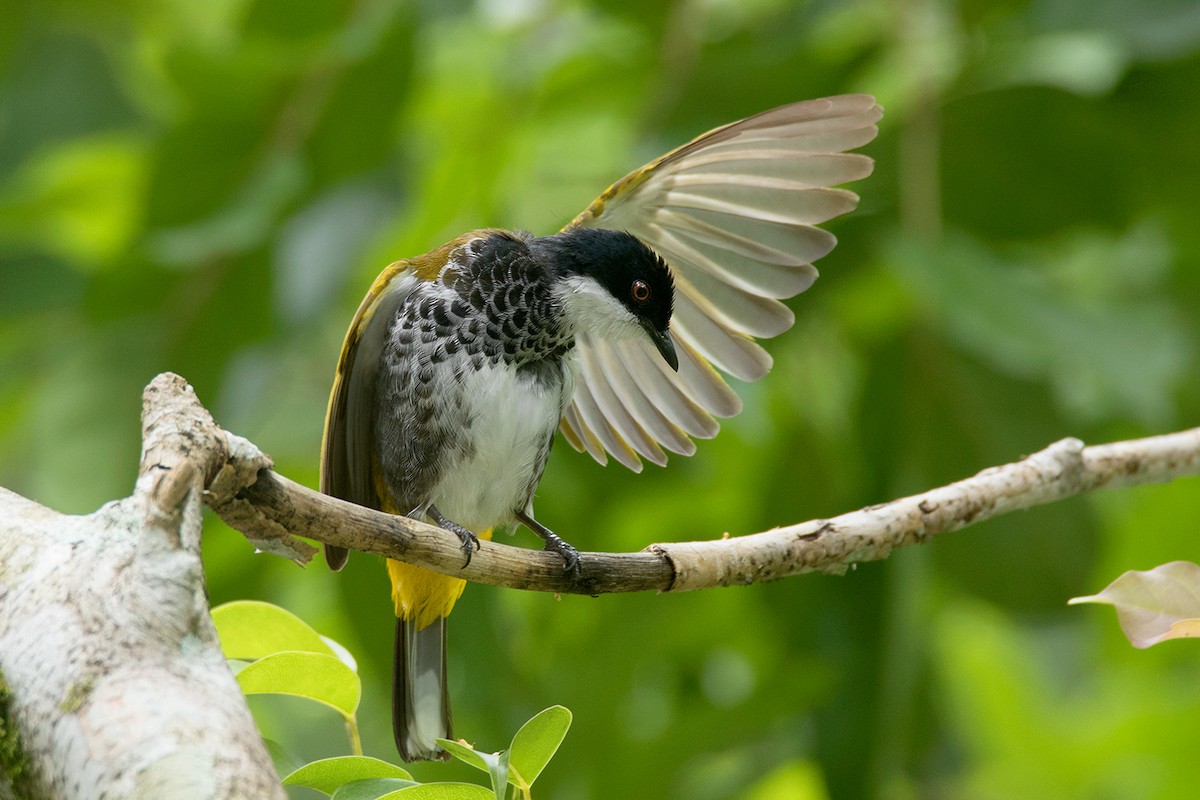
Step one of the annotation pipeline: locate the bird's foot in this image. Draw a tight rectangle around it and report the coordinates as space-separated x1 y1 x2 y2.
517 511 581 578
542 533 581 578
428 505 480 568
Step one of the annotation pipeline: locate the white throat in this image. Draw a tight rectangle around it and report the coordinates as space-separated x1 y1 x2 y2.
554 274 643 340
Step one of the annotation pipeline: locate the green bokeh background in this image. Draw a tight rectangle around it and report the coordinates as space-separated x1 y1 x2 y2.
3 0 1199 798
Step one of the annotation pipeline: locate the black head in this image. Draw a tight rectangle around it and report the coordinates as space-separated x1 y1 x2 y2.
541 227 677 369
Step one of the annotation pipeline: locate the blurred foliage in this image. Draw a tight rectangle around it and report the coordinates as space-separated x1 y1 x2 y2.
2 0 1199 798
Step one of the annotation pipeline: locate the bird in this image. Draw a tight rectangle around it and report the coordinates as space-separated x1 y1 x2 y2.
319 94 882 761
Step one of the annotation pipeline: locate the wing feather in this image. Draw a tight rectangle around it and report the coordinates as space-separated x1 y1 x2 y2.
592 338 696 456
650 223 821 298
666 152 874 185
669 258 794 338
671 290 772 382
320 266 417 567
662 186 860 226
670 333 746 418
576 338 666 467
561 403 608 465
619 340 719 440
570 370 644 471
560 94 881 468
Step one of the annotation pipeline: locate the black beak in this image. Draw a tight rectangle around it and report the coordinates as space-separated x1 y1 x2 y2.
642 322 679 371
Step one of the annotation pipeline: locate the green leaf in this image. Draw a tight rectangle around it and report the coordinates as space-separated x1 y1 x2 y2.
212 600 336 660
378 784 495 800
284 756 413 793
478 749 509 800
263 738 305 779
332 778 419 800
235 651 361 716
508 706 571 790
435 739 491 773
1069 561 1200 648
434 739 509 799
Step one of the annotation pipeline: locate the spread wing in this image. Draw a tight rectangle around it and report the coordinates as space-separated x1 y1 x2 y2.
559 94 882 471
320 264 418 569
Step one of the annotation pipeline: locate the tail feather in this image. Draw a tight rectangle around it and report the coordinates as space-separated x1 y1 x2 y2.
393 617 452 761
324 544 349 571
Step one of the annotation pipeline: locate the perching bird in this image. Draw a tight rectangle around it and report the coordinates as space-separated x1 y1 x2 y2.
320 94 881 761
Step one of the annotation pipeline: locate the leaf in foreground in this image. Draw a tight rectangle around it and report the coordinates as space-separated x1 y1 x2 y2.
436 739 491 773
284 756 413 793
263 737 305 779
332 778 419 799
508 705 572 790
379 784 495 799
212 600 336 659
235 651 361 715
1069 560 1200 648
436 740 508 799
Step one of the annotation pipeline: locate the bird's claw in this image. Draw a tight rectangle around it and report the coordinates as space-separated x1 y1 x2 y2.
514 511 581 579
542 535 581 579
428 506 480 568
453 527 480 568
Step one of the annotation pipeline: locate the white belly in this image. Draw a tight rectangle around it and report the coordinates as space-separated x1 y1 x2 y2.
430 362 572 532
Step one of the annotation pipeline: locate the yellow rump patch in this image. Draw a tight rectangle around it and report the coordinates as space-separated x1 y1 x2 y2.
387 528 494 630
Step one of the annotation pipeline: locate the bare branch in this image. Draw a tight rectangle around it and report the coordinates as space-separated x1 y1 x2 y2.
659 432 1200 591
137 373 1200 595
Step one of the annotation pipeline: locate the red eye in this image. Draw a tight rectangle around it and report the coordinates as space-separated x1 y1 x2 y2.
631 280 651 303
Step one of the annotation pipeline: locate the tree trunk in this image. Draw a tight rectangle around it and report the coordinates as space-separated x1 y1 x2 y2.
0 375 284 800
